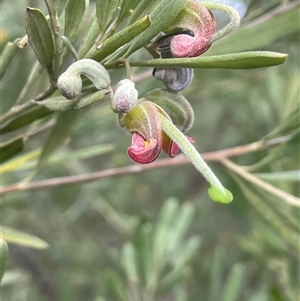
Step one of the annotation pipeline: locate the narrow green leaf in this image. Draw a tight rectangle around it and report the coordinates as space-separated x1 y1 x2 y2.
35 89 110 111
77 10 100 58
34 108 88 174
25 7 55 72
96 0 120 35
0 239 9 283
1 150 41 174
64 0 89 43
230 174 299 249
0 136 24 163
120 242 139 283
0 107 52 134
151 199 179 274
124 0 186 57
174 236 201 266
167 202 195 252
1 226 49 249
160 236 201 289
209 247 225 301
254 170 300 182
118 0 141 21
0 40 19 80
132 222 152 287
86 14 151 62
1 144 114 174
130 51 288 69
222 264 245 301
104 269 129 301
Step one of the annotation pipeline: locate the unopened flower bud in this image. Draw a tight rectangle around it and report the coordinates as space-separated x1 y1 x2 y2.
57 59 110 99
153 68 194 92
113 79 138 113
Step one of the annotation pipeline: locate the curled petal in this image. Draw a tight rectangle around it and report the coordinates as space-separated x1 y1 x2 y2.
124 101 162 164
153 67 194 92
163 0 216 57
128 133 160 164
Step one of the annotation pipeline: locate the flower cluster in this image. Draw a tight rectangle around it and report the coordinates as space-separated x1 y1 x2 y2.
119 0 217 163
53 0 237 203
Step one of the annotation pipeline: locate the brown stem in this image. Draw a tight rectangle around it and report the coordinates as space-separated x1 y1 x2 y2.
0 135 291 196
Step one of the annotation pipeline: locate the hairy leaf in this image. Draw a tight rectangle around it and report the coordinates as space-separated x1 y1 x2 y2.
0 107 52 134
25 7 55 73
86 14 151 62
35 90 110 111
96 0 120 35
0 40 19 80
64 0 89 43
130 51 288 69
77 10 100 58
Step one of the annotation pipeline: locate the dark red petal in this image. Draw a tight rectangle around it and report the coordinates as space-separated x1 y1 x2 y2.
128 133 160 164
162 133 195 158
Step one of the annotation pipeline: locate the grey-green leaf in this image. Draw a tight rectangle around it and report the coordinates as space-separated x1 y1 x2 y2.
130 51 288 69
25 7 55 72
1 226 49 249
34 108 89 174
0 40 20 80
96 0 120 35
222 264 245 301
86 14 151 62
0 239 9 283
119 0 141 22
77 10 100 58
64 0 89 43
0 107 52 134
35 89 110 111
0 136 24 163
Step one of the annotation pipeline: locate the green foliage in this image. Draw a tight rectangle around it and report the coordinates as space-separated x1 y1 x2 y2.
0 0 299 300
0 239 9 283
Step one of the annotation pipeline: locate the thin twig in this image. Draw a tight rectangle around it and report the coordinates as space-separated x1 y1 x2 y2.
0 135 291 196
221 158 300 207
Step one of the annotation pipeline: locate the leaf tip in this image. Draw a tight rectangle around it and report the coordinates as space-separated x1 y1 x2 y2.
208 186 233 204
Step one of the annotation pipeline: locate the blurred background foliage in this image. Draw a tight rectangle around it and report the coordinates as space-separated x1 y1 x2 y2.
0 0 299 300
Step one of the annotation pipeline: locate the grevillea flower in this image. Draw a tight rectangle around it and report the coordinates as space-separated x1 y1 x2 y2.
147 0 216 92
122 90 233 204
161 0 216 58
124 92 194 164
124 101 162 164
